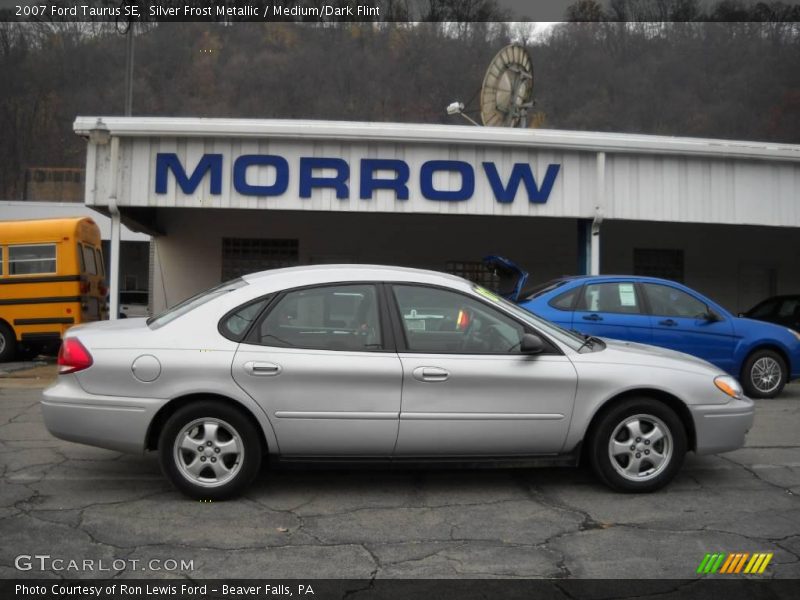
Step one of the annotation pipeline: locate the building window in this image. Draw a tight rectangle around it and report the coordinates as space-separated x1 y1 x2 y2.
221 238 299 280
633 249 684 283
9 244 56 275
445 261 498 289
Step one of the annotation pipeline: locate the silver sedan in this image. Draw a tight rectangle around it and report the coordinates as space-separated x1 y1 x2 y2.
42 265 754 499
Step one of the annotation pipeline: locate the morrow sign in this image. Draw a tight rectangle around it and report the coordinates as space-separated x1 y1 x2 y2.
155 153 561 203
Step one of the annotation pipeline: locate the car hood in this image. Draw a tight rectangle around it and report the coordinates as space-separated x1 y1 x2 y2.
734 316 797 339
482 255 528 301
580 337 722 376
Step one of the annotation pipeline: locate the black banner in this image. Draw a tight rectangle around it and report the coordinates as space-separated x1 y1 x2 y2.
3 0 800 23
3 579 800 600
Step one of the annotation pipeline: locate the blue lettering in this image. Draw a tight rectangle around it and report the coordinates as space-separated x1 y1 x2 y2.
482 162 560 204
233 155 289 196
155 153 561 204
155 153 222 195
420 160 474 201
359 159 409 200
299 157 349 199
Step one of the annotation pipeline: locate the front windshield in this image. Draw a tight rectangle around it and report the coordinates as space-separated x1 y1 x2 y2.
472 284 588 352
147 278 248 329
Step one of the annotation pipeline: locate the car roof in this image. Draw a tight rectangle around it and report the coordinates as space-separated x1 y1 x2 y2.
242 264 471 288
559 275 687 285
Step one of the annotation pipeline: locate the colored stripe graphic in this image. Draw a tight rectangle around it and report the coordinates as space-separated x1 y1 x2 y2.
704 552 773 575
710 553 725 573
697 554 712 574
758 553 773 573
734 553 749 573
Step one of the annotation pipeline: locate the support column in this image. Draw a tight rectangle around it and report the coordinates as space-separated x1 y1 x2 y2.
108 135 121 320
591 152 606 276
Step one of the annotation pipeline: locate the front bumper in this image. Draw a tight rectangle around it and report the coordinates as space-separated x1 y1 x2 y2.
41 376 167 454
690 396 755 455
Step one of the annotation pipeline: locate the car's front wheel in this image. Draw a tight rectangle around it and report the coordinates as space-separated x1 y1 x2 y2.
741 349 787 399
588 398 687 492
158 400 262 500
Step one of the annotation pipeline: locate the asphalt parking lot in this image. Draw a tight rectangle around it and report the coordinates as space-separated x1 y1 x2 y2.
0 366 798 580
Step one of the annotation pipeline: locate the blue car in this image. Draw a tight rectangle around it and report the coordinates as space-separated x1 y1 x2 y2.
484 257 800 399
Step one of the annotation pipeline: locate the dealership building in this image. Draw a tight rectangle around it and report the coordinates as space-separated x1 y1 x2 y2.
73 117 800 317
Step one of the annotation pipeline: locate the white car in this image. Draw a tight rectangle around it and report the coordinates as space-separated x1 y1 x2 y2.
42 265 754 499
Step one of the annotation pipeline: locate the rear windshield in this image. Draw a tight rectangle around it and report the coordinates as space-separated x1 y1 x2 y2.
81 245 97 275
147 278 248 329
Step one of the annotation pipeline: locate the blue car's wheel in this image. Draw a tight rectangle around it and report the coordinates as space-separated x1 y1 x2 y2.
742 350 787 399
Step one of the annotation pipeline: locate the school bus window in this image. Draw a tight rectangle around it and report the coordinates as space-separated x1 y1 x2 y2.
81 244 97 275
78 245 85 272
9 244 56 275
95 247 105 276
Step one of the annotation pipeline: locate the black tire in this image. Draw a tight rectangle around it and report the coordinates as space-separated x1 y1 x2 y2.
588 397 687 493
0 322 17 363
158 400 262 500
741 349 787 399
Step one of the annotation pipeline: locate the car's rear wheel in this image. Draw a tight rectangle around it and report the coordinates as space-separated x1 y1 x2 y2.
158 400 262 500
741 349 786 399
588 397 687 492
0 322 17 362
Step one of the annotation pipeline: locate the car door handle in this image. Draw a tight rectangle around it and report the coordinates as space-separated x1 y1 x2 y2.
412 367 449 382
582 313 603 321
658 319 678 327
244 361 282 376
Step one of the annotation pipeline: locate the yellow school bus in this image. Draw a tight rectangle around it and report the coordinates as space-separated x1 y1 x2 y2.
0 217 108 361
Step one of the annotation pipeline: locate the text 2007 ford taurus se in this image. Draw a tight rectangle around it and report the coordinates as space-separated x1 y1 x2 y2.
42 265 754 499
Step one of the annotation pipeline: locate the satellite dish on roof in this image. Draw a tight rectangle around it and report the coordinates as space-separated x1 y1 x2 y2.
480 44 534 128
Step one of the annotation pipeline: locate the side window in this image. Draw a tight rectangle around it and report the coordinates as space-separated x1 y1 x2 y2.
643 283 708 318
256 285 382 351
778 299 800 318
393 285 526 354
578 282 642 314
81 245 97 275
549 288 578 311
219 296 273 341
9 244 56 275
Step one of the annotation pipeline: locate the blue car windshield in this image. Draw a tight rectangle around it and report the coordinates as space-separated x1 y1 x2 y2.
473 285 588 351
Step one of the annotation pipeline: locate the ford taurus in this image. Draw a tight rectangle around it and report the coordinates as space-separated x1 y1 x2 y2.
42 265 754 499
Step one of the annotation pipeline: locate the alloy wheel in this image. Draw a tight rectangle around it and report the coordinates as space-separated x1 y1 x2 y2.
751 356 782 395
173 418 244 488
608 414 673 483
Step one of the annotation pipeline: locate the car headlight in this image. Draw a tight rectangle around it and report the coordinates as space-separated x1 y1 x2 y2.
788 328 800 342
714 375 743 399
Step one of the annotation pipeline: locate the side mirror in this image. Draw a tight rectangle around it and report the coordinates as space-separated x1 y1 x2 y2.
520 333 546 354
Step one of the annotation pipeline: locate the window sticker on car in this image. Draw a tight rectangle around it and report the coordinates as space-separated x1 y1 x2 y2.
619 283 637 307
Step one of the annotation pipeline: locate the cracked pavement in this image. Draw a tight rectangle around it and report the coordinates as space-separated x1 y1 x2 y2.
1 369 798 580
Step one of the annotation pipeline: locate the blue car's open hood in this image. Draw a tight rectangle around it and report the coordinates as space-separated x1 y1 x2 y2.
482 255 529 302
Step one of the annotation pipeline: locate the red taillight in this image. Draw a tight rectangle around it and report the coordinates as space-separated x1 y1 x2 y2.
79 281 90 294
58 338 93 374
98 281 108 297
